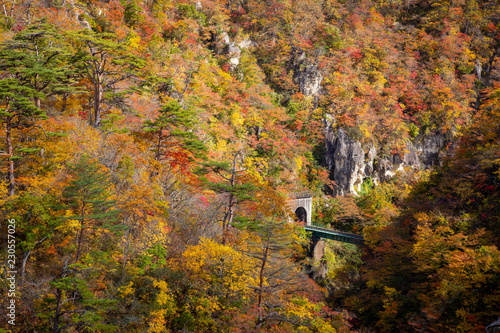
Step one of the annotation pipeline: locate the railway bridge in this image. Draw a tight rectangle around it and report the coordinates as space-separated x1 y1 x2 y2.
288 192 364 246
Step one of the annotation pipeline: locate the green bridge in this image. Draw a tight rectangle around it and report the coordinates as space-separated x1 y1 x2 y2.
304 224 365 246
289 192 365 246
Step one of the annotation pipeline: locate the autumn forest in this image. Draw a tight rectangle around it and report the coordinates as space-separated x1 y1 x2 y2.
0 0 499 331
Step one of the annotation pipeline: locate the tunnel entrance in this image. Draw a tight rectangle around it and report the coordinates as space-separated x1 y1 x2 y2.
295 207 307 224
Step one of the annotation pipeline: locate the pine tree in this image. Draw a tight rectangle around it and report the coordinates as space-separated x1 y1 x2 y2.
71 29 145 127
0 21 75 197
0 71 45 197
39 261 117 333
197 150 258 239
142 99 206 165
2 21 78 108
60 155 122 263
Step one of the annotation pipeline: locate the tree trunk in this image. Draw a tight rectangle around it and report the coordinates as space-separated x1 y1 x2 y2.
225 193 235 230
21 237 47 285
52 261 69 333
52 286 62 333
75 223 85 263
93 75 103 127
21 250 30 286
156 130 163 161
257 245 269 324
60 93 68 113
6 117 15 196
75 204 86 263
222 151 240 243
121 228 131 281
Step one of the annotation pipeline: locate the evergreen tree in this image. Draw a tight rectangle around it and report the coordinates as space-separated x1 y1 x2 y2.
38 261 117 333
0 21 75 197
2 21 78 108
142 99 206 165
71 29 145 127
60 155 122 263
0 66 45 197
197 150 258 240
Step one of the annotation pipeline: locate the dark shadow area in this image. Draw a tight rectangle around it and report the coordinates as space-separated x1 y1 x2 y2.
295 207 307 224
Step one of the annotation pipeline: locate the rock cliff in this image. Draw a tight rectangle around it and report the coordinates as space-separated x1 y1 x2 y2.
288 50 453 196
325 120 452 195
487 318 500 333
291 48 323 97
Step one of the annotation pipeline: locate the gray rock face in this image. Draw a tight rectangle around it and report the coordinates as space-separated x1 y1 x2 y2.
309 239 328 280
295 62 323 96
292 48 323 97
218 33 255 69
487 318 500 333
326 127 367 196
325 122 452 195
413 134 448 168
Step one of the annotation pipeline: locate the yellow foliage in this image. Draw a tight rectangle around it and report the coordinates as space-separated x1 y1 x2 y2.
55 211 80 232
147 279 176 333
153 280 175 306
243 156 268 185
140 218 170 254
182 238 255 301
230 105 245 128
283 297 338 333
118 281 135 298
128 29 143 51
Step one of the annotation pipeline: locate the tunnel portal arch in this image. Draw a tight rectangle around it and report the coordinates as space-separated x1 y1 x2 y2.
287 192 312 226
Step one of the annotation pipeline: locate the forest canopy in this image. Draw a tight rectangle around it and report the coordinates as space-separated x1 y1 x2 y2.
0 0 499 332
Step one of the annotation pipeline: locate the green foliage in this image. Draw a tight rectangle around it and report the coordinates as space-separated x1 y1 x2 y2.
2 0 500 331
61 155 120 225
38 263 118 333
358 177 374 197
5 22 79 98
408 123 420 138
177 3 206 25
143 99 206 162
58 155 123 262
70 29 146 126
123 0 144 27
137 243 168 274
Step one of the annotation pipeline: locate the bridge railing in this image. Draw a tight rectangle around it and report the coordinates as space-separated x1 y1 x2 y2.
304 224 365 246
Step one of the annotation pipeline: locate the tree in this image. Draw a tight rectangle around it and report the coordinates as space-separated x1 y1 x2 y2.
0 21 76 197
2 21 77 108
142 99 206 172
245 217 303 327
59 155 122 263
0 65 44 197
71 29 145 127
178 237 255 331
38 261 117 333
197 150 258 240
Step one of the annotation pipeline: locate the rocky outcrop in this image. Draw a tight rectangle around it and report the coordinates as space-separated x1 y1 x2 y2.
325 119 452 196
287 48 451 195
292 48 323 97
218 33 255 69
325 126 367 196
309 237 328 280
487 318 500 333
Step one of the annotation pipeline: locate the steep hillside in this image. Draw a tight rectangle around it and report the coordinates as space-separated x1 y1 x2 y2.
0 0 499 332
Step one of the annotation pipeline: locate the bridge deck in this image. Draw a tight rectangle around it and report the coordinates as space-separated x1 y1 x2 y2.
304 225 365 246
